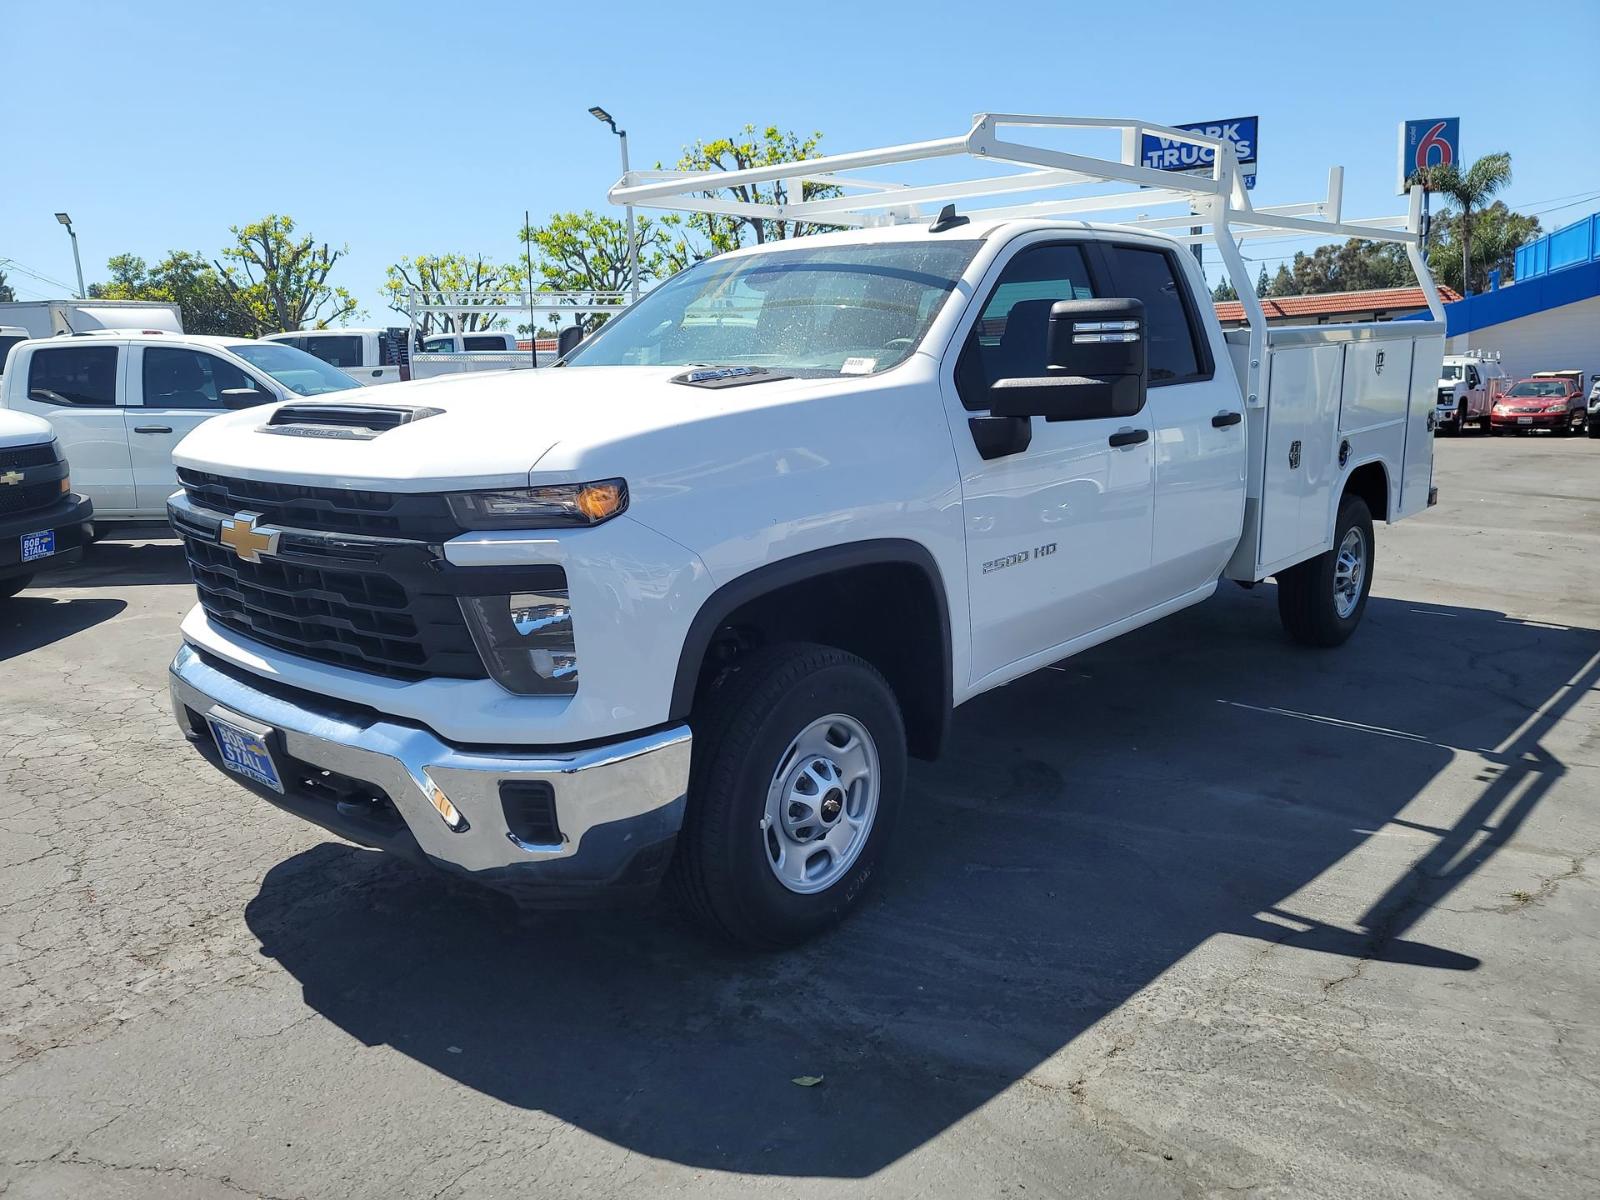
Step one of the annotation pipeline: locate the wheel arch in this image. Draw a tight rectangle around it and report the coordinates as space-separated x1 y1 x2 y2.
670 539 953 761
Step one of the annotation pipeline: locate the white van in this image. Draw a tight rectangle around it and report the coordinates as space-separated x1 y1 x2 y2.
1 331 359 521
260 327 412 386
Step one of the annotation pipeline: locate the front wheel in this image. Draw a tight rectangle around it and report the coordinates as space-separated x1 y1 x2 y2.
1588 417 1600 439
673 643 906 948
1275 495 1374 647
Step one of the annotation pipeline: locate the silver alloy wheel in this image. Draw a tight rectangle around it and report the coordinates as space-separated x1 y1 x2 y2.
761 713 880 895
1333 526 1366 619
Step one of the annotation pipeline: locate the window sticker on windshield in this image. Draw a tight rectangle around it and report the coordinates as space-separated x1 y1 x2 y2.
840 357 877 376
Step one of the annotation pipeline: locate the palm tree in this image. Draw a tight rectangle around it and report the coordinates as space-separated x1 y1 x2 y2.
1415 152 1513 295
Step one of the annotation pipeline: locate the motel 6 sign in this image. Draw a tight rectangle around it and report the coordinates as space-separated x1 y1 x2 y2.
1399 118 1460 194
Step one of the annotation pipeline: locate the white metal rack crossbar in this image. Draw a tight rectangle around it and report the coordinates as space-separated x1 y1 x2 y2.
607 113 1446 410
403 288 631 337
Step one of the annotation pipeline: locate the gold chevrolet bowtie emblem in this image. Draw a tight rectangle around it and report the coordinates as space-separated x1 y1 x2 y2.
0 470 22 486
218 511 282 563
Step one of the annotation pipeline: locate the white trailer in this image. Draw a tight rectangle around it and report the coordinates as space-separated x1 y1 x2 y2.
0 298 182 339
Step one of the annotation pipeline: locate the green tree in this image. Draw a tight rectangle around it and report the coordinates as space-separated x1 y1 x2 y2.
87 250 257 336
1414 152 1513 296
0 267 15 303
670 124 841 253
518 210 678 331
382 254 528 336
216 214 357 333
1282 239 1413 295
1424 201 1540 294
1211 277 1237 302
1267 264 1297 297
1255 264 1270 297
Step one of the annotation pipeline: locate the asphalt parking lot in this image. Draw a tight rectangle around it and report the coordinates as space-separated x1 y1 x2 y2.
2 435 1597 1199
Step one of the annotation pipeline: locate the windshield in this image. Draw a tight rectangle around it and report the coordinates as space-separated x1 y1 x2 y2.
1507 381 1568 398
1441 365 1463 380
228 342 360 396
564 240 982 377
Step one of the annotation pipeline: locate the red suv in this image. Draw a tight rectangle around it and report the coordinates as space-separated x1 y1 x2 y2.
1489 378 1590 435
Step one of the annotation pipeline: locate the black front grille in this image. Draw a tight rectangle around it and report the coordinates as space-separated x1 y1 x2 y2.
176 474 487 681
177 468 460 539
0 480 61 516
0 443 58 470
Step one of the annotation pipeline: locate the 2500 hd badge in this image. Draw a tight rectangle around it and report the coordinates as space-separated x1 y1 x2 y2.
982 543 1057 574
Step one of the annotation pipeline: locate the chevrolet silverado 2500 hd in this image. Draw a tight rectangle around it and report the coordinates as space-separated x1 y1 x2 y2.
166 115 1446 947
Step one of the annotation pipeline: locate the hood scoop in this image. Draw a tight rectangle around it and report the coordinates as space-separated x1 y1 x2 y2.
670 365 791 389
263 404 442 441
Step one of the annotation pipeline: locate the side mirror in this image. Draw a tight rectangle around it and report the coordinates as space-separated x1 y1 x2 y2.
220 387 273 410
986 298 1147 421
557 325 584 358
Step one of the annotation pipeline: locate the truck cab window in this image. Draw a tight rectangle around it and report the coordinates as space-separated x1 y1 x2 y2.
27 346 119 406
463 335 505 351
1106 246 1207 384
141 347 255 408
302 335 363 368
956 243 1097 410
423 337 455 354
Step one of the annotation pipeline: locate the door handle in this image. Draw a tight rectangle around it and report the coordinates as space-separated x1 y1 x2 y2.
1212 411 1243 428
1108 427 1149 448
133 425 173 434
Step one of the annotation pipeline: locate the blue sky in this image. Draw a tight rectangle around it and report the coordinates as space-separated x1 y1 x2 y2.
5 0 1597 318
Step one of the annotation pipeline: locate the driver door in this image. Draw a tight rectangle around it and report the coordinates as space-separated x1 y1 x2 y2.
940 238 1156 686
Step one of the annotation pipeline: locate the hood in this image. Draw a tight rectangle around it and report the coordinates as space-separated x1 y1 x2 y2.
0 409 56 449
172 365 863 491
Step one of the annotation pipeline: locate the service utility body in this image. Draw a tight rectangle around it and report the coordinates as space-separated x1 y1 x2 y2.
165 114 1446 947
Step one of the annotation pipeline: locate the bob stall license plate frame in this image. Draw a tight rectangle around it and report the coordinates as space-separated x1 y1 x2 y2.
205 708 285 794
20 530 55 562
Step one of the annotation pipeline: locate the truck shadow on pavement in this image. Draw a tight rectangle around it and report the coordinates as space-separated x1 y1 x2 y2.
243 583 1600 1178
0 595 126 661
39 532 190 589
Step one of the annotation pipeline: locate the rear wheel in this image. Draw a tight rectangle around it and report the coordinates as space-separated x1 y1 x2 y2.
673 643 906 948
0 574 33 601
1453 401 1467 434
1276 495 1374 647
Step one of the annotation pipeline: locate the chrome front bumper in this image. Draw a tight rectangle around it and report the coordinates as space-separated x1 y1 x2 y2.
169 644 692 899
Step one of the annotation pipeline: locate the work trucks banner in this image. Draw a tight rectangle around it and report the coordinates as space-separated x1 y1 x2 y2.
1141 117 1258 189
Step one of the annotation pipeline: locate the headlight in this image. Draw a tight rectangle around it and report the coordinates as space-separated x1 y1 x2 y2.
448 479 627 529
459 588 578 695
1546 401 1570 412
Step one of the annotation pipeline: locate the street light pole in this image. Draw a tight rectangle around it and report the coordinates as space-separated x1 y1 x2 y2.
589 107 639 303
54 212 85 299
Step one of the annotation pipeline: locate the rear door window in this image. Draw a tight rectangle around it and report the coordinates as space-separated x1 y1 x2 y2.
140 347 258 408
27 346 119 406
1103 246 1210 385
423 336 455 353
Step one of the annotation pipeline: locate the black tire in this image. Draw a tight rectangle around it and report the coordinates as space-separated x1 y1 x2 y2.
1275 495 1374 648
1588 418 1600 439
672 643 906 949
1453 402 1467 435
0 574 33 600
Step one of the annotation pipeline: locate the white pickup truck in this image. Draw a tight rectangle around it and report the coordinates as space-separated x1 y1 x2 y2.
260 327 414 387
164 115 1445 947
0 410 95 598
1 331 360 522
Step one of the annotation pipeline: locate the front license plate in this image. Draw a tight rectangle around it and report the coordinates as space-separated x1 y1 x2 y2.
20 530 55 562
206 714 284 793
1517 416 1533 424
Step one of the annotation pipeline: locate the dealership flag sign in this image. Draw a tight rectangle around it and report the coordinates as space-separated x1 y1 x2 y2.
1399 118 1460 194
